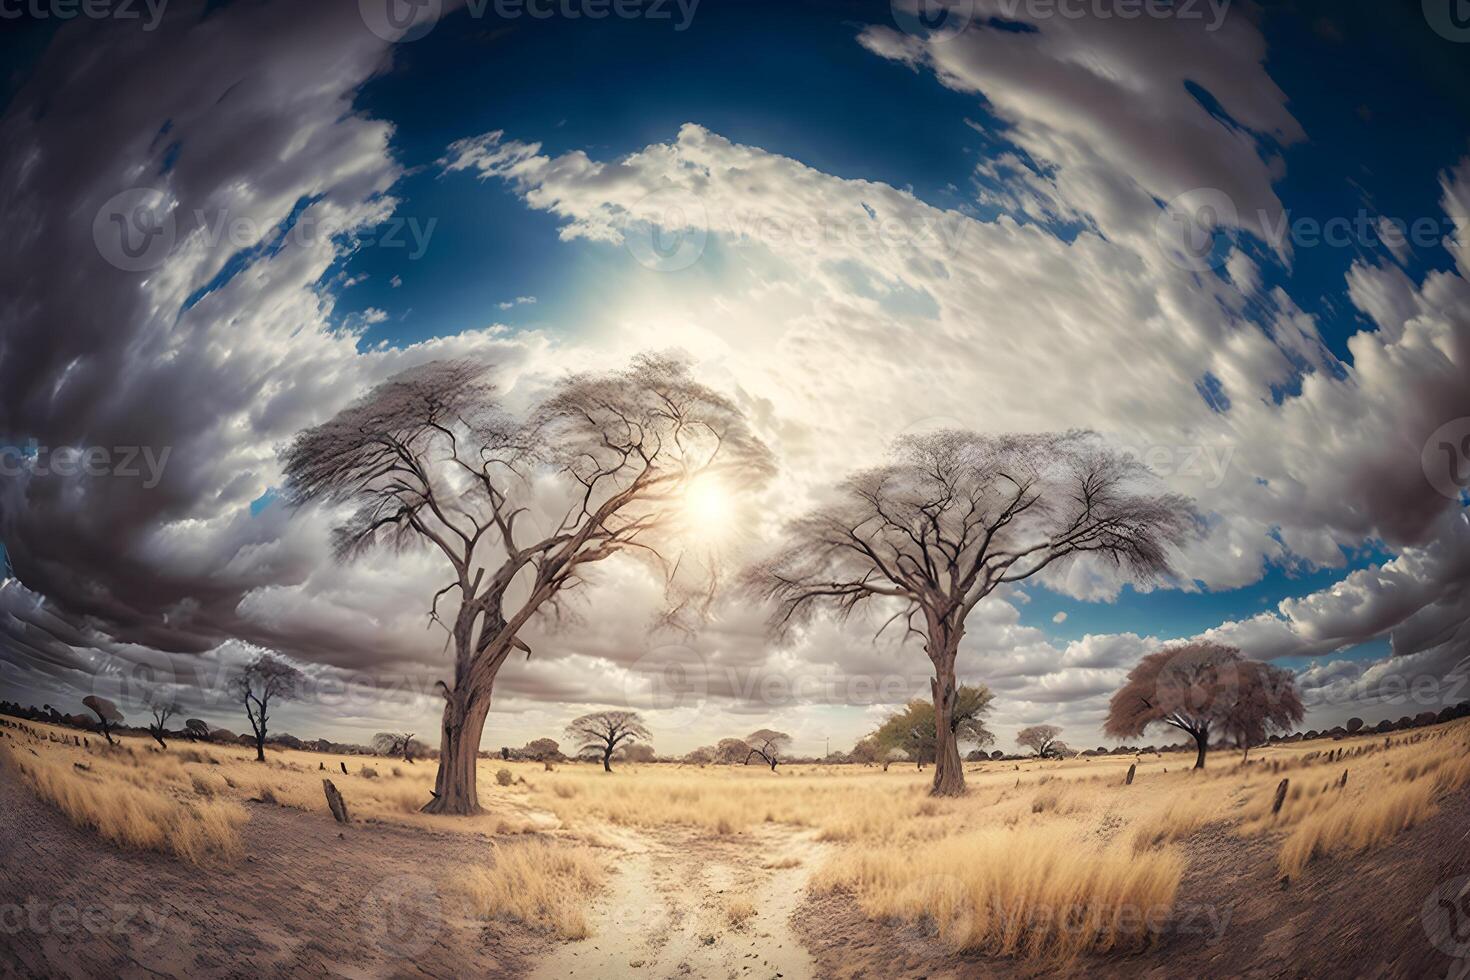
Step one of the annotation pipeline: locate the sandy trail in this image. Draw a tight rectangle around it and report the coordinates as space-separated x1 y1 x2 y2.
531 823 826 980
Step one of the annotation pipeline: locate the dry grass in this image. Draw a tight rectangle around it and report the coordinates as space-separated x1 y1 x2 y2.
1276 780 1436 878
190 771 227 798
762 855 803 869
814 826 1183 961
1 737 245 866
1130 796 1217 852
456 840 607 938
6 714 1468 964
1258 731 1470 878
725 894 757 926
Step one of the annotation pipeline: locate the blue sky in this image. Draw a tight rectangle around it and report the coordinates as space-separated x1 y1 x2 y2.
322 0 1470 360
318 0 1464 672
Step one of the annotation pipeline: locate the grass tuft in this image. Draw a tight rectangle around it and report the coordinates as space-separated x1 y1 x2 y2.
456 840 606 938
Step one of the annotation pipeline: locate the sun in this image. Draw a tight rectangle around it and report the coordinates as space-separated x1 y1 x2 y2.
680 474 734 541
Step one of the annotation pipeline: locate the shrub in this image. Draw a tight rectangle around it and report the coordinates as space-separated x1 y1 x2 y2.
496 768 514 786
360 766 378 780
725 895 757 926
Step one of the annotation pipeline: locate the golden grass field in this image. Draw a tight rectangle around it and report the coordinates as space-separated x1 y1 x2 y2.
4 716 1469 966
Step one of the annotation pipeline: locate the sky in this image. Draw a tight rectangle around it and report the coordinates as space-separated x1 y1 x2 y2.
2 0 1470 758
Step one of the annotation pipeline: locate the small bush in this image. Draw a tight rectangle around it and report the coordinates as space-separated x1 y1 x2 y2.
725 895 757 926
496 769 514 786
360 766 378 780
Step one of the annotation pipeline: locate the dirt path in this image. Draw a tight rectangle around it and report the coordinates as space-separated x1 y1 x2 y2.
530 823 827 980
0 769 544 979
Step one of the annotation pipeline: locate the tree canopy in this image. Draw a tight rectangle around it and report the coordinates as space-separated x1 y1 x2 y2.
750 429 1194 795
1016 724 1064 758
743 729 791 770
229 653 303 763
1105 641 1303 768
283 353 771 814
566 710 650 772
872 685 996 764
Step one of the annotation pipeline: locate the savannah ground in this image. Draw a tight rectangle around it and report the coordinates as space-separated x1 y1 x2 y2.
3 717 1469 978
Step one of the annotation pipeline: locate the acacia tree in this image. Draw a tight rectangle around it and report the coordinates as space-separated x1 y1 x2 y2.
229 654 303 763
372 732 423 763
743 729 791 770
1016 724 1063 758
146 693 179 749
617 743 657 764
566 711 650 772
1104 641 1303 769
82 695 123 746
752 430 1193 796
184 719 210 741
521 737 562 762
1221 659 1304 762
849 736 883 766
873 685 996 767
715 737 750 764
284 355 771 815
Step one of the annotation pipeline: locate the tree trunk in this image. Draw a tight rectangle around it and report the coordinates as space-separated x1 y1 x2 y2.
1192 729 1208 770
254 734 265 762
929 655 965 797
602 748 613 773
769 758 778 772
423 688 491 815
151 729 166 750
